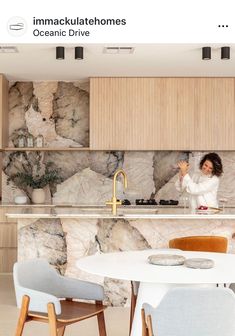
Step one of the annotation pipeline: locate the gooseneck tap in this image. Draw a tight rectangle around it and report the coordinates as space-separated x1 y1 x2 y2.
106 169 128 215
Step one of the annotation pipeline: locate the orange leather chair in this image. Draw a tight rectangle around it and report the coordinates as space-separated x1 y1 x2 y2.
169 235 228 253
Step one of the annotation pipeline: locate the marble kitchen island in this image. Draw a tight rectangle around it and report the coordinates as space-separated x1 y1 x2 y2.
4 204 235 306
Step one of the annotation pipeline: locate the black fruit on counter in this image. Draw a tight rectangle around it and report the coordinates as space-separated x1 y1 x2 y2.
159 199 179 206
122 199 131 205
135 199 157 205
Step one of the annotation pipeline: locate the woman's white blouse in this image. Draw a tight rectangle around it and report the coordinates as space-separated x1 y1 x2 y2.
175 172 219 209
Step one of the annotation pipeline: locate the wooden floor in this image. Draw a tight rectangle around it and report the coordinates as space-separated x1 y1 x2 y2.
0 274 129 336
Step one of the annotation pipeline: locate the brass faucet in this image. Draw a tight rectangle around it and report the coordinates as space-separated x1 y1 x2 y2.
106 169 128 215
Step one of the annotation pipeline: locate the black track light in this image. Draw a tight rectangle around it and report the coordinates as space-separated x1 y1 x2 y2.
75 46 83 60
202 47 211 60
56 46 64 60
221 46 230 60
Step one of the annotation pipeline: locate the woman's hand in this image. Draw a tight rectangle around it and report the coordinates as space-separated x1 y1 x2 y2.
178 161 189 177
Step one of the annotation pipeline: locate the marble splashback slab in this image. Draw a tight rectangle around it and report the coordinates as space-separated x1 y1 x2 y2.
8 81 88 148
3 81 235 206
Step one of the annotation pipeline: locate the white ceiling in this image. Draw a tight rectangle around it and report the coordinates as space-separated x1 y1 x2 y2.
0 44 235 81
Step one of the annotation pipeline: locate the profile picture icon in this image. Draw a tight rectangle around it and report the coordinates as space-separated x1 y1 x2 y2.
7 17 27 37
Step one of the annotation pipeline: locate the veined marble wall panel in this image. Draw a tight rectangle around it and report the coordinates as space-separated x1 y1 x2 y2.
9 82 33 137
217 152 235 202
61 218 103 283
123 152 155 201
17 217 235 306
153 152 188 193
8 81 89 148
53 82 89 147
5 80 235 205
53 168 125 204
96 219 150 252
7 80 235 307
44 151 123 182
4 150 235 205
89 151 124 177
129 219 235 251
17 218 67 274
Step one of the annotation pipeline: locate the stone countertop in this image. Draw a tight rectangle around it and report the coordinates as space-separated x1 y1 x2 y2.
4 204 235 219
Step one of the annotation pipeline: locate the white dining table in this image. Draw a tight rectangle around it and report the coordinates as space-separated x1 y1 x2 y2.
76 249 235 336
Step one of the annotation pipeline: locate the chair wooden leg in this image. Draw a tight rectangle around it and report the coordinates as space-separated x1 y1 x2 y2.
57 326 66 336
141 308 148 336
146 315 153 336
95 301 106 336
15 295 30 336
97 311 107 336
47 302 58 336
129 281 137 335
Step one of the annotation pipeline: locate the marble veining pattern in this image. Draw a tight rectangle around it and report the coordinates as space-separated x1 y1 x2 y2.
53 168 125 205
5 81 235 306
18 218 67 274
17 217 235 306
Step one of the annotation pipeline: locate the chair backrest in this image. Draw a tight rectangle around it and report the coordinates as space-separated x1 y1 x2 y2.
169 235 228 252
143 287 235 336
14 258 61 295
13 259 62 313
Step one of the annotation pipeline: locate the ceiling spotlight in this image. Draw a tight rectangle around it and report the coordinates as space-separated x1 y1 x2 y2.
56 46 64 60
221 46 230 60
75 46 83 60
202 47 211 60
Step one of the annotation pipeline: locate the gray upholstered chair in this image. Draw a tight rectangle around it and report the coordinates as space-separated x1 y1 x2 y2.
129 248 181 334
14 258 107 336
142 287 235 336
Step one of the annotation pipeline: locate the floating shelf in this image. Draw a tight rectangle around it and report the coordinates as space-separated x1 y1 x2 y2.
2 147 90 151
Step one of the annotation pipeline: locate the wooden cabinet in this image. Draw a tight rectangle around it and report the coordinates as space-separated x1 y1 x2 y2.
90 77 235 150
0 74 9 149
0 76 17 273
0 73 8 208
90 77 163 150
161 78 195 150
194 78 235 150
0 221 17 273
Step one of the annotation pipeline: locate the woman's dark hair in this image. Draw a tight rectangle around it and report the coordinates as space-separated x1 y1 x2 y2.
199 152 223 177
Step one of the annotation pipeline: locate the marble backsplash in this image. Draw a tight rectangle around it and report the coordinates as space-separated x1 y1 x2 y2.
3 81 235 205
3 146 235 206
8 81 89 148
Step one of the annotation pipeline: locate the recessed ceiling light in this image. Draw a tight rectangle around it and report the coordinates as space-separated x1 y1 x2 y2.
119 47 134 54
0 46 18 53
103 47 119 54
103 47 134 54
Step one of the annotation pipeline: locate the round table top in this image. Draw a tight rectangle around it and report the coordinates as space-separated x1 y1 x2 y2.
76 249 235 284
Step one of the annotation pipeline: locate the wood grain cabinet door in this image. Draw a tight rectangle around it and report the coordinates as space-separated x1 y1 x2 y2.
90 77 194 150
194 78 235 150
0 74 9 149
90 77 163 150
90 77 235 150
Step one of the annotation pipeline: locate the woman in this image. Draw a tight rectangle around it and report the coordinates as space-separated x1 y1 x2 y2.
175 153 223 210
